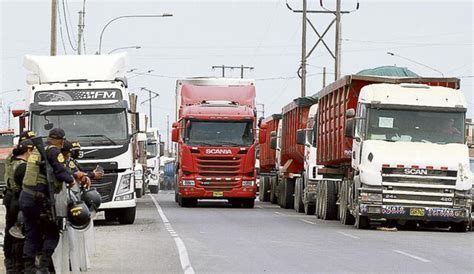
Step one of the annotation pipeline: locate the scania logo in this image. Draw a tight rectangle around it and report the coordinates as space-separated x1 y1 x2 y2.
205 149 232 155
404 168 427 175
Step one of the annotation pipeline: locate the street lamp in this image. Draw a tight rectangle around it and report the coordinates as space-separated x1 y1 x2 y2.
386 52 444 77
140 87 159 127
97 13 173 54
108 46 142 54
3 99 25 128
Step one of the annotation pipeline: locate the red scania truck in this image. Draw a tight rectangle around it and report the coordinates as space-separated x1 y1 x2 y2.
172 78 257 208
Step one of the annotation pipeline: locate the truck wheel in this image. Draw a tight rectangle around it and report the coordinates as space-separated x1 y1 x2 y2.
118 207 136 225
320 181 337 220
259 177 267 202
294 178 304 213
181 198 197 207
280 178 295 209
230 199 242 208
339 180 355 225
450 222 468 232
270 177 278 204
304 202 315 215
149 185 159 194
104 209 117 221
135 188 143 198
355 207 370 229
242 199 255 208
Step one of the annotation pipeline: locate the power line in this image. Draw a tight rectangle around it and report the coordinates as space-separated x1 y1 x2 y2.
62 0 77 51
57 2 68 54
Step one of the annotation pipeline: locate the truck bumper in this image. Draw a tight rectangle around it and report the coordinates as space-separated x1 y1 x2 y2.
360 204 470 223
179 186 256 199
99 194 136 210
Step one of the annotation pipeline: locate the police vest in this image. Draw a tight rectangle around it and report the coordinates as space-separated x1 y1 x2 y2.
23 146 63 193
4 150 13 189
9 158 27 193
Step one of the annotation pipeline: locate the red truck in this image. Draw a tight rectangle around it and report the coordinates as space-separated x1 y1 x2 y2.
172 78 257 208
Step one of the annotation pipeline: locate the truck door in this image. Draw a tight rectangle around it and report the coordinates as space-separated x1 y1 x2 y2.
352 103 367 170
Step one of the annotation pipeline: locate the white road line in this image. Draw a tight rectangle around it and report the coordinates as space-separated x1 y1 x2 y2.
150 194 196 274
274 212 304 217
299 219 317 225
337 231 360 239
392 250 432 263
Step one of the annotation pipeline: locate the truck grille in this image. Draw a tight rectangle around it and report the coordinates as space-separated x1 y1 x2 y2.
197 156 241 177
92 174 118 203
381 167 457 207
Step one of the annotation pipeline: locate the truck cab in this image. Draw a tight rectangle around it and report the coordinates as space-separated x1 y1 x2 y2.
146 128 163 194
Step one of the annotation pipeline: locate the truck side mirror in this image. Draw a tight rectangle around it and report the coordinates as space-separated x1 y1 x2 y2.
259 129 267 144
137 113 147 132
171 128 179 143
270 136 277 150
296 129 306 145
345 118 355 138
159 142 165 156
172 122 179 129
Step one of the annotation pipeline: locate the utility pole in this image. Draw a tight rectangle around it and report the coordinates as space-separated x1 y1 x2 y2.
140 88 159 127
300 0 307 97
322 67 327 87
50 0 58 56
211 65 254 78
7 105 11 129
77 0 86 55
334 0 342 80
166 115 170 155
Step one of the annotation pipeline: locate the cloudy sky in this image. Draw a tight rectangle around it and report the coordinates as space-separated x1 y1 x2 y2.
1 0 473 143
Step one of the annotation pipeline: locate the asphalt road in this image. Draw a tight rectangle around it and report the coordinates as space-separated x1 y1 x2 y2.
87 191 473 273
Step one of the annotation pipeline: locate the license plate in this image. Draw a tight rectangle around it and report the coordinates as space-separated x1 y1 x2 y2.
213 192 224 197
410 208 425 217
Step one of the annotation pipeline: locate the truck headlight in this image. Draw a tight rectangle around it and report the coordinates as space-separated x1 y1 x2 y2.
117 174 132 195
242 180 255 187
181 180 195 186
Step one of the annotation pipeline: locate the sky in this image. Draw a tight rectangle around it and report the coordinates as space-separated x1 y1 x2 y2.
1 0 473 145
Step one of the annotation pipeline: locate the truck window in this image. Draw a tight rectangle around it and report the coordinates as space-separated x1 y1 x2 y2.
0 135 14 148
184 120 254 147
356 103 367 138
367 108 464 144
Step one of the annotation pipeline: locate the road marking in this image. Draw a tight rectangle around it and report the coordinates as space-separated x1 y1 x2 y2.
299 219 316 225
274 212 303 217
150 194 196 274
392 250 432 263
337 231 360 239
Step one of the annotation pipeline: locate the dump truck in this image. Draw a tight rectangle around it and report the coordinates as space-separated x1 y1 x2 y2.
172 78 257 207
304 74 472 231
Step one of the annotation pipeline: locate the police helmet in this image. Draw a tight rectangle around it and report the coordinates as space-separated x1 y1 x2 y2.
81 189 102 211
67 201 91 230
62 139 73 152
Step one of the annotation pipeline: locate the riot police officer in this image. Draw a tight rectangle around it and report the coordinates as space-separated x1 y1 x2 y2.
3 137 34 273
68 141 104 181
19 128 87 273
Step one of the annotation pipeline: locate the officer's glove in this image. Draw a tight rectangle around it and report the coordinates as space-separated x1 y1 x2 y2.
34 192 47 202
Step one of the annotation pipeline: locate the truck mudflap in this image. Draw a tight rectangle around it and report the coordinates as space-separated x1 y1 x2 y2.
179 186 256 199
359 204 470 223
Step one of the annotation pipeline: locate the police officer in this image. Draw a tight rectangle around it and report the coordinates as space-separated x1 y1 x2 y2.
68 141 104 181
19 128 88 273
3 130 35 273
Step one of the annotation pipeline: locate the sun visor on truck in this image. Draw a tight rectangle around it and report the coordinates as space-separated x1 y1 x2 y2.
23 53 128 84
180 84 256 108
29 101 128 112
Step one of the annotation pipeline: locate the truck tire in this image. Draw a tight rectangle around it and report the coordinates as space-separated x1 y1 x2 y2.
242 198 255 208
355 212 370 229
294 178 304 213
259 177 267 202
450 222 468 232
149 185 159 194
181 198 198 208
104 209 117 222
304 202 315 215
136 188 143 198
280 178 295 209
339 180 355 225
118 207 136 225
230 199 242 208
262 177 271 202
270 177 278 204
319 180 337 220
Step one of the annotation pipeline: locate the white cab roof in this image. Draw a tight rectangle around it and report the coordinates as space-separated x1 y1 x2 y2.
359 83 467 109
24 53 128 84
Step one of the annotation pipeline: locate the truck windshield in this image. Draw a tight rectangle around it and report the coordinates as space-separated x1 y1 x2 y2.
184 120 254 147
366 108 464 144
0 135 14 148
31 108 128 145
147 143 158 158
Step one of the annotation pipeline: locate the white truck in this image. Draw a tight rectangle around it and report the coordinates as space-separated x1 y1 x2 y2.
22 53 146 224
146 128 162 194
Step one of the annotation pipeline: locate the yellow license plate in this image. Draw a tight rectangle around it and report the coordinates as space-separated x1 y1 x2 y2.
410 208 425 217
213 192 224 197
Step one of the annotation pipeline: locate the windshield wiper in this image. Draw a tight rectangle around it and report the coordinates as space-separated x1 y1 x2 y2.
77 134 117 145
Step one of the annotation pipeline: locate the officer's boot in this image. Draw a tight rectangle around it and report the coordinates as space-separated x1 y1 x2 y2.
4 258 14 274
36 254 52 274
24 258 36 274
